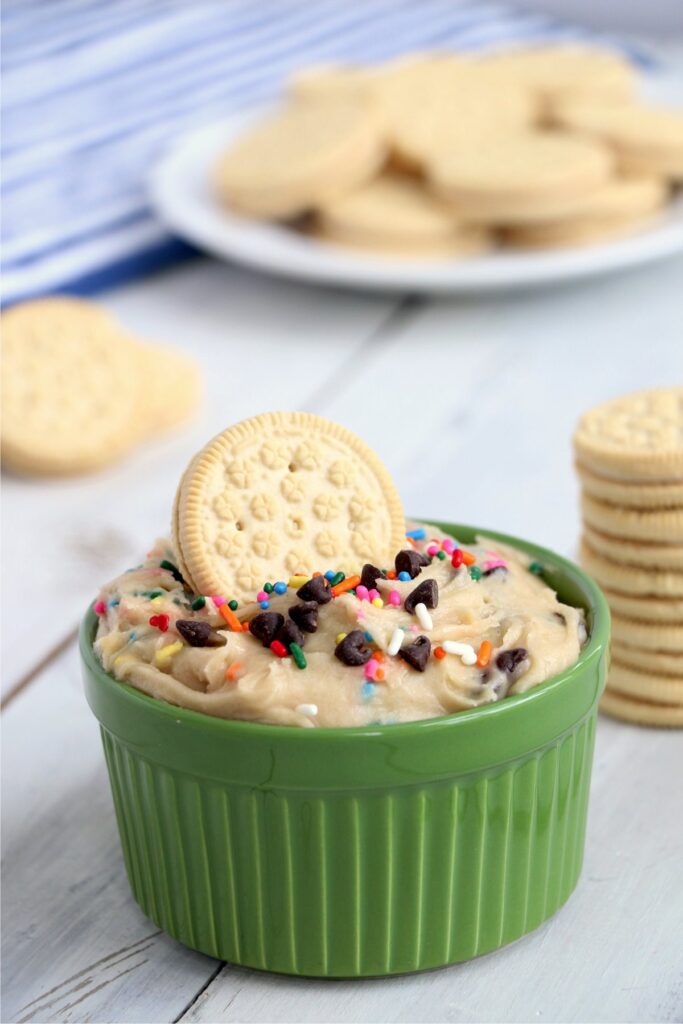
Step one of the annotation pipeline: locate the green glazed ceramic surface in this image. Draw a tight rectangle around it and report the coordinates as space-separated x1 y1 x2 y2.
81 522 609 977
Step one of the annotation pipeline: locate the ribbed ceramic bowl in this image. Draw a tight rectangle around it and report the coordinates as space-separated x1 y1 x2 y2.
82 522 609 978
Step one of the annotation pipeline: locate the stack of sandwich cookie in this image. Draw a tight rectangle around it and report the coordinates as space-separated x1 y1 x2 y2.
575 388 683 726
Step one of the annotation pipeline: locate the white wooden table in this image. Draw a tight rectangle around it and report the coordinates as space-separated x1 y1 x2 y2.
3 255 683 1024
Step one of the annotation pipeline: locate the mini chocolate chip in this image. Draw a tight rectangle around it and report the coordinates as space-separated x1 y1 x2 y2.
496 647 529 675
249 612 285 647
399 635 431 672
335 629 373 666
277 618 305 650
482 566 508 578
288 601 319 633
553 612 567 626
160 559 186 584
404 578 439 614
360 563 385 590
176 619 227 648
395 549 431 579
297 576 332 604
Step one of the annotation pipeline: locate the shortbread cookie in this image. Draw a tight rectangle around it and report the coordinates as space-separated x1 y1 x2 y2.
611 643 683 677
582 493 683 543
610 661 683 704
574 388 683 482
576 462 683 509
553 100 683 182
600 686 683 726
429 131 613 223
500 175 666 228
214 99 385 219
137 342 202 436
314 223 490 259
174 412 405 602
480 45 635 113
315 174 489 256
580 540 683 597
583 524 683 569
171 452 202 588
1 298 142 475
619 151 683 183
601 587 683 623
376 58 535 171
503 210 657 249
611 613 683 652
288 63 380 102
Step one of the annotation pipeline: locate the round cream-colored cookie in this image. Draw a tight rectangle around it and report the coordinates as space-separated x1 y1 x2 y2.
609 661 683 704
553 100 683 182
314 222 491 259
496 175 666 228
573 388 683 482
480 45 635 113
612 663 683 704
1 298 142 475
214 98 385 220
174 412 406 603
579 539 683 597
428 131 613 223
600 686 683 726
581 492 683 543
288 63 381 102
576 462 683 509
171 451 203 589
135 341 202 436
503 210 658 249
611 642 683 677
618 150 683 184
315 174 490 257
375 57 536 171
601 587 683 623
582 524 683 569
611 613 683 652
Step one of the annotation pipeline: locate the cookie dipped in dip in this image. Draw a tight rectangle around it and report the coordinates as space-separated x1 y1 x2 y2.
94 533 587 728
94 413 587 728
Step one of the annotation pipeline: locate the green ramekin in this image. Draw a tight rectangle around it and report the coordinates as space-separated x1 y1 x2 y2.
81 522 609 977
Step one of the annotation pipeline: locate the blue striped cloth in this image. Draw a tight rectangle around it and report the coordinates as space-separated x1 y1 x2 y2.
1 0 650 306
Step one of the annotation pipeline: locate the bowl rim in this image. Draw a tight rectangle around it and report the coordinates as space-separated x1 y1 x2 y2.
81 519 610 743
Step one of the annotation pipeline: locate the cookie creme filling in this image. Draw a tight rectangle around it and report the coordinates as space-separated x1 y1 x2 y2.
94 523 587 728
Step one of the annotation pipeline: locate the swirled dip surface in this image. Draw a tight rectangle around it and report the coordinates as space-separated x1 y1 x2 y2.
94 524 587 727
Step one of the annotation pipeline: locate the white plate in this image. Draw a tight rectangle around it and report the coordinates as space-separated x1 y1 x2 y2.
150 96 683 295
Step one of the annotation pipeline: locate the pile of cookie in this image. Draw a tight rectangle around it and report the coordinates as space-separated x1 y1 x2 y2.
575 388 683 727
1 298 202 476
214 45 683 258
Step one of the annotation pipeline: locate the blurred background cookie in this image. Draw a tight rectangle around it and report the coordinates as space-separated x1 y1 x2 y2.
553 100 683 182
211 44 682 260
480 44 636 112
213 98 385 219
1 297 202 477
315 174 491 257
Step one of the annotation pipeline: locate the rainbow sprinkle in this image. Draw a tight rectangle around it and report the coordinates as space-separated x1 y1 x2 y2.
290 643 307 670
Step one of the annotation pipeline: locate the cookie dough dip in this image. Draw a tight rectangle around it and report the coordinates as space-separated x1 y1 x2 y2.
93 413 587 728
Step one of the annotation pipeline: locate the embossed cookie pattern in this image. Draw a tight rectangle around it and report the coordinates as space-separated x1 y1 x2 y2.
175 412 405 602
